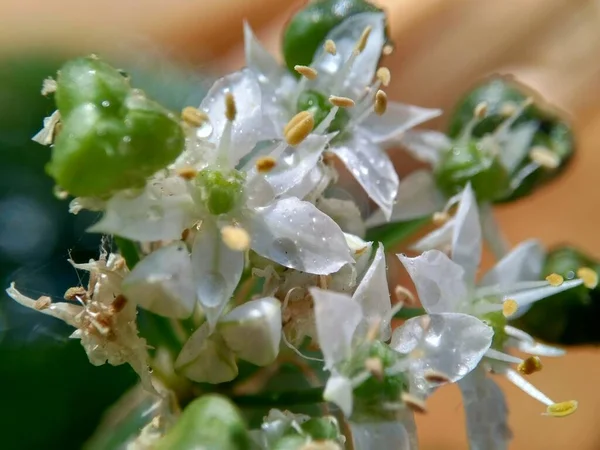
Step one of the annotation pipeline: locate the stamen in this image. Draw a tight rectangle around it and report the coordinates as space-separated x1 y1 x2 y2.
354 26 372 54
518 356 543 375
294 65 318 80
177 166 198 181
365 318 382 342
283 111 315 146
324 39 337 55
546 400 578 417
529 146 560 169
502 298 519 318
577 267 598 289
374 90 387 115
110 294 128 314
329 95 355 108
394 285 416 306
365 357 384 380
546 273 564 286
41 78 57 96
474 101 488 119
255 156 277 173
33 296 52 311
423 369 451 384
401 393 427 414
181 106 209 127
64 286 88 301
500 101 518 117
221 226 251 251
376 67 391 86
382 44 394 56
225 92 237 121
432 211 450 226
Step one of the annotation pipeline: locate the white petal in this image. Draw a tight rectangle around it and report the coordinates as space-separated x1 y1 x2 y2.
250 197 352 275
218 297 282 366
32 110 61 145
332 133 399 220
310 287 363 369
497 121 539 173
243 21 287 89
192 221 245 328
361 103 442 145
350 421 413 450
6 283 80 327
88 185 196 242
318 197 366 237
352 244 391 341
458 367 512 450
121 242 196 318
312 12 385 96
366 170 444 227
398 251 468 314
174 323 238 383
392 313 493 384
324 374 354 417
479 239 545 288
392 129 451 165
451 183 482 285
479 202 510 260
411 219 455 254
199 69 263 164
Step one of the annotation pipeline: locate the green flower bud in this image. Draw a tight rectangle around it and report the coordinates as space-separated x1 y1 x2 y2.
195 168 245 216
272 435 308 450
300 416 341 440
296 89 350 133
47 90 184 197
282 0 386 74
155 394 250 450
435 139 510 202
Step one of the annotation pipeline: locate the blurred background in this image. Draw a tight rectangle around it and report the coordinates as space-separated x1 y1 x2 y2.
1 0 600 448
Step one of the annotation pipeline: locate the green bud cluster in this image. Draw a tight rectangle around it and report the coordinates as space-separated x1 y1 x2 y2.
195 168 245 216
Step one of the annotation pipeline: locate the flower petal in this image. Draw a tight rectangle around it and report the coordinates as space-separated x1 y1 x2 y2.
121 242 196 318
218 297 282 366
479 202 510 260
458 367 512 450
324 374 354 417
310 287 363 369
250 197 352 275
192 221 244 328
411 219 454 254
393 129 451 165
32 110 61 145
479 239 545 288
332 133 399 220
349 421 413 450
243 21 287 89
352 244 391 341
398 251 468 314
451 183 482 285
174 323 238 384
497 121 539 173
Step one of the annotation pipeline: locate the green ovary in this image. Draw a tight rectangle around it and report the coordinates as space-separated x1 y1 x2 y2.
196 168 245 216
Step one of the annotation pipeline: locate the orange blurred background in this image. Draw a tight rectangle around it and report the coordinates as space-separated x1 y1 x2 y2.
4 0 600 448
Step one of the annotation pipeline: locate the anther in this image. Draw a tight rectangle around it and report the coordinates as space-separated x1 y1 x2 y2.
110 294 128 314
181 106 209 127
41 78 57 96
376 67 391 86
64 286 87 301
225 92 237 121
423 369 451 384
500 101 518 117
34 296 52 311
577 267 598 289
365 357 384 380
546 273 564 287
283 111 315 146
374 90 388 115
502 299 519 318
329 95 355 108
255 156 277 173
545 400 578 417
401 393 427 414
474 101 488 119
382 44 394 56
530 146 560 169
355 26 372 54
394 285 416 306
221 226 251 251
518 356 543 375
324 39 337 55
294 65 318 80
432 211 450 226
177 166 198 181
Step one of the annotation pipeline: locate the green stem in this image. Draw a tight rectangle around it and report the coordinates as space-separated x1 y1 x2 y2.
114 236 140 268
231 387 324 407
365 216 430 249
394 307 426 320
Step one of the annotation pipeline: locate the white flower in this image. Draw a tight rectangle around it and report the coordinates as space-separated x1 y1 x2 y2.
244 13 440 219
32 110 61 145
89 70 353 326
6 252 154 392
398 183 582 448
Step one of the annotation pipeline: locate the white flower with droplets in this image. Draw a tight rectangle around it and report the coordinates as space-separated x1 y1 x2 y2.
244 12 441 218
89 70 353 327
398 183 583 449
6 251 154 392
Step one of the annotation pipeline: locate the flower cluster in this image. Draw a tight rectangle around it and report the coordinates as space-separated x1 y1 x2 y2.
8 1 593 449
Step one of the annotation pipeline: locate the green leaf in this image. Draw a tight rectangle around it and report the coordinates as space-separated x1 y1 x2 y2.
365 216 430 249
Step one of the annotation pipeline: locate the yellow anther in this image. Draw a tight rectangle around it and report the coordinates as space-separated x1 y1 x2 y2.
181 106 209 127
474 101 488 119
376 67 391 87
382 44 394 56
225 92 237 121
577 267 598 289
355 26 372 53
365 357 384 380
294 65 318 80
255 156 277 173
354 245 368 256
432 211 450 226
41 78 57 96
374 90 388 116
324 39 337 55
401 393 427 414
329 95 355 108
500 101 518 117
33 296 52 311
530 146 560 169
394 285 416 306
220 226 251 251
502 299 519 318
546 400 578 418
177 166 198 181
283 111 315 146
518 356 543 375
423 369 451 384
546 273 564 287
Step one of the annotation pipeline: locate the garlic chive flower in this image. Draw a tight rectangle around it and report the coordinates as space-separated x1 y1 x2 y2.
244 12 440 218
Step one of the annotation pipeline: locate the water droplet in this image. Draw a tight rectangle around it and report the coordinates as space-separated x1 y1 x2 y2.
101 100 110 108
